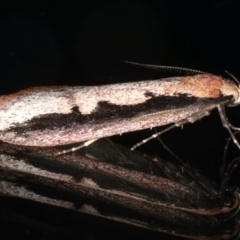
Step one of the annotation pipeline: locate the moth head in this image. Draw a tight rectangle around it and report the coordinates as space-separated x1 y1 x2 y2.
224 71 240 106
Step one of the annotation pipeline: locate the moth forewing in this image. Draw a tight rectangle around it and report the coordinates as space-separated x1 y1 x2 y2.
0 139 239 239
0 73 240 148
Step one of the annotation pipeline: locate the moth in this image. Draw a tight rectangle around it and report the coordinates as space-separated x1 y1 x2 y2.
0 62 239 150
1 63 239 239
0 139 239 239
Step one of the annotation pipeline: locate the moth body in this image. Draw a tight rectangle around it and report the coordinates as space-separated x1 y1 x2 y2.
0 74 239 146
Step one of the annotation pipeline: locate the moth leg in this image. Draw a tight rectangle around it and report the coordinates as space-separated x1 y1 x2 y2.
218 105 240 131
105 138 131 163
131 123 183 151
56 139 98 156
131 109 214 151
221 132 240 184
218 105 240 149
130 110 211 151
155 134 184 164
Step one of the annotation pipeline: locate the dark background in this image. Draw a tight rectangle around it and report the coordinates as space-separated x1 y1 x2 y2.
0 0 240 239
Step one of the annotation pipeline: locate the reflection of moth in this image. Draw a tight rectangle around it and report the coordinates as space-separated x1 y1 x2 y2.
0 139 239 239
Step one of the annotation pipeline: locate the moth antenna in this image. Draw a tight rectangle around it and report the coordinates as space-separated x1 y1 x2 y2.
125 61 206 75
225 70 240 86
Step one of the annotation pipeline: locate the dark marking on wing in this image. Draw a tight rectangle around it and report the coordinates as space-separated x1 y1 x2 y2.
4 94 232 133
